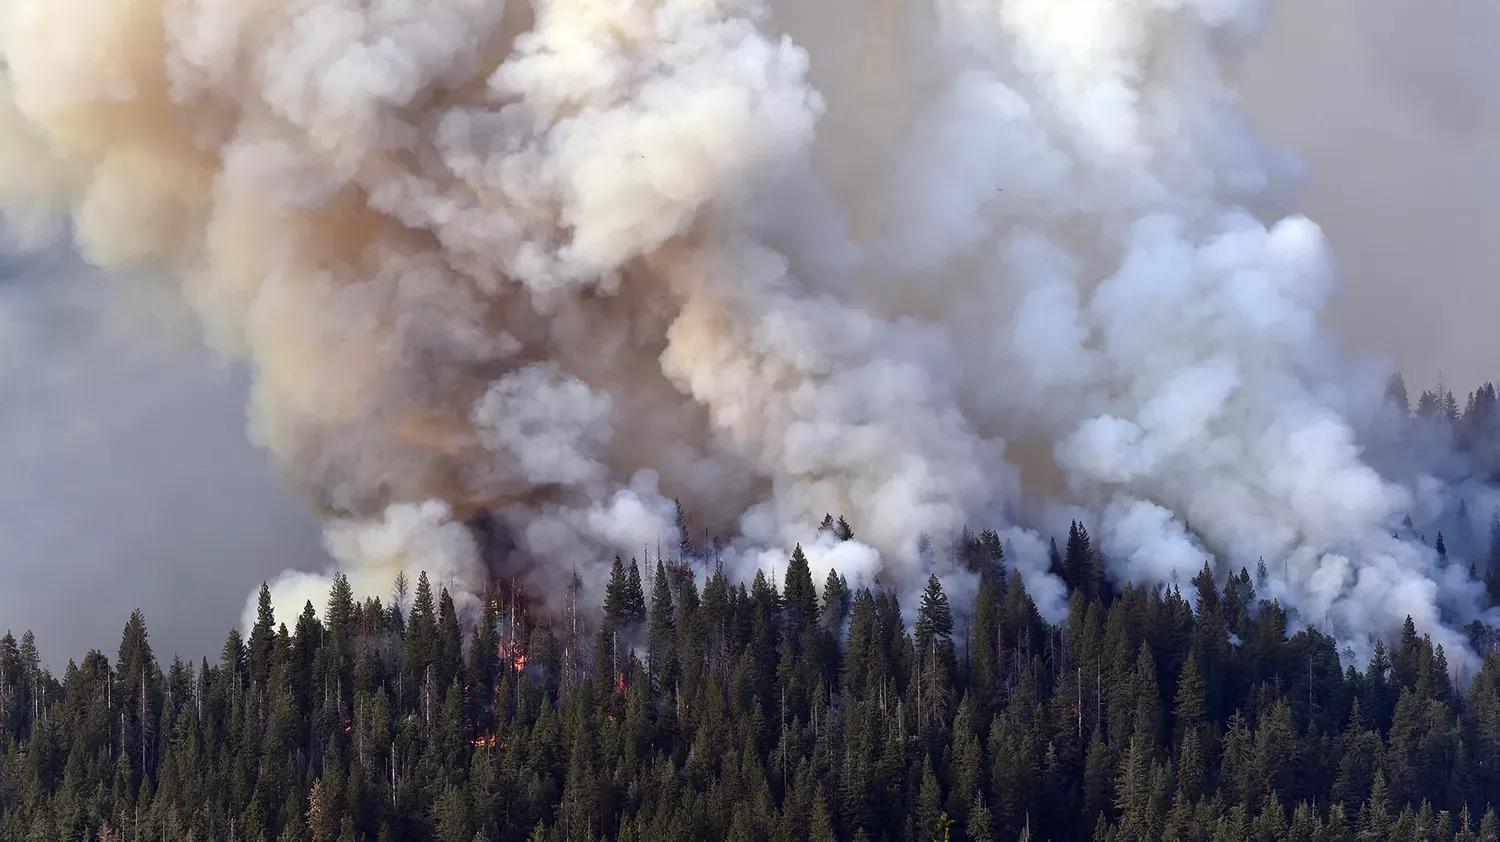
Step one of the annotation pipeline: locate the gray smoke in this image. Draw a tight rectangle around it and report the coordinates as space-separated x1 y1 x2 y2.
0 0 1493 671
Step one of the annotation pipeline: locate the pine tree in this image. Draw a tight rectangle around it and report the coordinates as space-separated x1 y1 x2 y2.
326 573 357 659
1175 728 1205 804
466 593 500 735
915 574 954 652
249 583 278 689
404 572 439 710
603 556 629 630
1456 804 1477 842
117 609 157 775
27 809 58 842
1129 643 1162 754
967 797 995 842
1387 373 1410 417
808 785 837 842
1115 732 1153 839
434 784 472 842
624 561 648 625
647 560 676 691
783 545 818 635
821 569 850 633
278 812 309 842
971 577 1001 710
676 499 691 559
308 779 337 842
1173 648 1206 746
1288 800 1320 840
1358 770 1391 839
435 588 463 692
917 757 944 841
1064 521 1098 598
1250 793 1286 842
1082 730 1114 834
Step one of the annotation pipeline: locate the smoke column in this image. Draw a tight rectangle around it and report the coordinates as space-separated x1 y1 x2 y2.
0 0 1486 665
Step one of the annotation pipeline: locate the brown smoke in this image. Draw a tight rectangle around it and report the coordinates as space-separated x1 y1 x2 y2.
2 0 1491 673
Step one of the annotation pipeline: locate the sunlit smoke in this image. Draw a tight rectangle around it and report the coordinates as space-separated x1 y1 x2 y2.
0 0 1491 668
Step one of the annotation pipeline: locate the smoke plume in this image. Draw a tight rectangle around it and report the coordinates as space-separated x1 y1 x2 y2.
0 0 1488 666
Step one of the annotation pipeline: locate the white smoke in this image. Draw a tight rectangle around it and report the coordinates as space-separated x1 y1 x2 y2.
251 499 486 631
0 0 1490 665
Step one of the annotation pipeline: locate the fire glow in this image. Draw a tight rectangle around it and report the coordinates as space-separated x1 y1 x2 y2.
500 641 528 674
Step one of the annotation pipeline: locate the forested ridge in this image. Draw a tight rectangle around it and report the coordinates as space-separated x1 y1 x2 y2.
8 380 1500 842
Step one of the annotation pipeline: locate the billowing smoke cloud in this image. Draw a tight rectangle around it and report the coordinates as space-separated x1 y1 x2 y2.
0 0 1489 666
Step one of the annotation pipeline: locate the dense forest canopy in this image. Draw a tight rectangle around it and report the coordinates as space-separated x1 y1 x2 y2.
7 375 1500 842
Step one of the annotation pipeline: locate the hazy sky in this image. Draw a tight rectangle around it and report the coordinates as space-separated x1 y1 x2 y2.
0 250 325 669
1 0 1498 670
1238 0 1500 393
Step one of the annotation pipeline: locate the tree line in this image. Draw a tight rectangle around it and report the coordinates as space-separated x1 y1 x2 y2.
4 519 1500 842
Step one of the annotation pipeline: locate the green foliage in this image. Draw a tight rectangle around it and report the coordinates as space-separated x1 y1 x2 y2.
6 516 1500 842
915 574 954 649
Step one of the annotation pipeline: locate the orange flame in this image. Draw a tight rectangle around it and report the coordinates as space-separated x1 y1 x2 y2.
498 639 528 673
469 735 509 749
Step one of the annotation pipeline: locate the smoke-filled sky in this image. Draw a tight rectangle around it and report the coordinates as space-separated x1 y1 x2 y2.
1239 0 1500 393
0 0 1497 671
0 246 324 669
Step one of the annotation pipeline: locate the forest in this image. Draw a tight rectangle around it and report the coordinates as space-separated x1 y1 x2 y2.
5 378 1500 842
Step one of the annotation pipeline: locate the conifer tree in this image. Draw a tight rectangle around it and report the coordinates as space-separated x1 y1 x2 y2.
1064 521 1098 598
967 797 995 842
435 588 463 693
603 555 629 630
625 560 648 625
647 560 676 691
820 568 850 633
249 584 278 689
466 593 500 735
783 545 818 635
917 757 944 842
404 572 438 711
326 573 357 660
676 499 691 558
